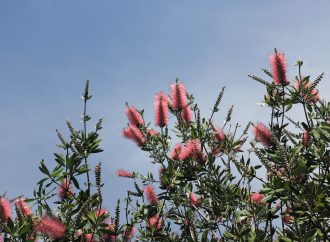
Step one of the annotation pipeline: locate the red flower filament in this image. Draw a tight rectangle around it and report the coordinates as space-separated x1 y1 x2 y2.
58 178 73 199
170 143 184 160
0 197 12 222
123 125 146 146
252 123 273 147
154 92 169 127
170 82 187 110
302 130 310 146
269 51 289 86
181 105 192 122
116 169 134 178
189 192 201 207
144 185 158 206
35 215 66 239
213 127 225 142
250 192 264 205
125 106 144 126
148 214 161 230
14 198 32 217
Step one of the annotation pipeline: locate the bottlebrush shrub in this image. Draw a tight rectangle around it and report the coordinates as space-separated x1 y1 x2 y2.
120 54 330 241
0 50 329 241
247 50 330 241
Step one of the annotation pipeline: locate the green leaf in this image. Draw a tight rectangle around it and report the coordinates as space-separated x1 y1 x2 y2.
51 166 63 178
235 210 251 222
37 177 48 185
39 160 50 176
303 228 318 242
278 236 293 242
291 144 303 156
18 222 32 236
201 230 208 242
292 158 307 176
248 227 256 242
72 176 80 189
224 231 237 239
285 103 293 112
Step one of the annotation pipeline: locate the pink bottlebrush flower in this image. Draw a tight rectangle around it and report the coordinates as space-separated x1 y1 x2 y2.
170 143 184 160
147 129 159 136
211 146 223 156
109 235 118 242
75 229 83 238
123 125 146 146
180 139 206 164
184 218 191 226
213 127 225 142
306 89 320 103
58 178 73 199
187 139 202 155
181 105 192 122
212 127 225 156
103 223 116 241
14 198 32 217
250 192 264 204
103 223 117 241
170 82 187 110
180 139 202 160
294 77 309 91
144 185 158 206
148 214 161 229
159 167 166 188
125 106 144 126
189 192 201 207
283 208 293 224
116 169 135 178
0 197 12 222
0 234 2 242
123 226 136 239
294 79 320 103
252 123 273 147
84 233 97 242
197 152 207 165
269 51 289 86
94 208 109 223
95 208 109 218
283 214 293 224
302 130 310 146
154 92 169 127
35 215 66 239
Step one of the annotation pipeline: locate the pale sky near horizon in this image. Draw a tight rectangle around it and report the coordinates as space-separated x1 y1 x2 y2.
1 1 330 213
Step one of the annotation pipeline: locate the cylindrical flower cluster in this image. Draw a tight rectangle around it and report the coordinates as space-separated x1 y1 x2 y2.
252 122 273 147
35 215 66 239
170 82 187 110
154 92 168 127
125 106 144 126
144 185 158 206
0 197 12 222
14 198 32 217
123 125 146 146
269 51 289 86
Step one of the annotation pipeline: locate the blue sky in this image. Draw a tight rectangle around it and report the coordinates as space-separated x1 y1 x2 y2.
1 1 330 212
